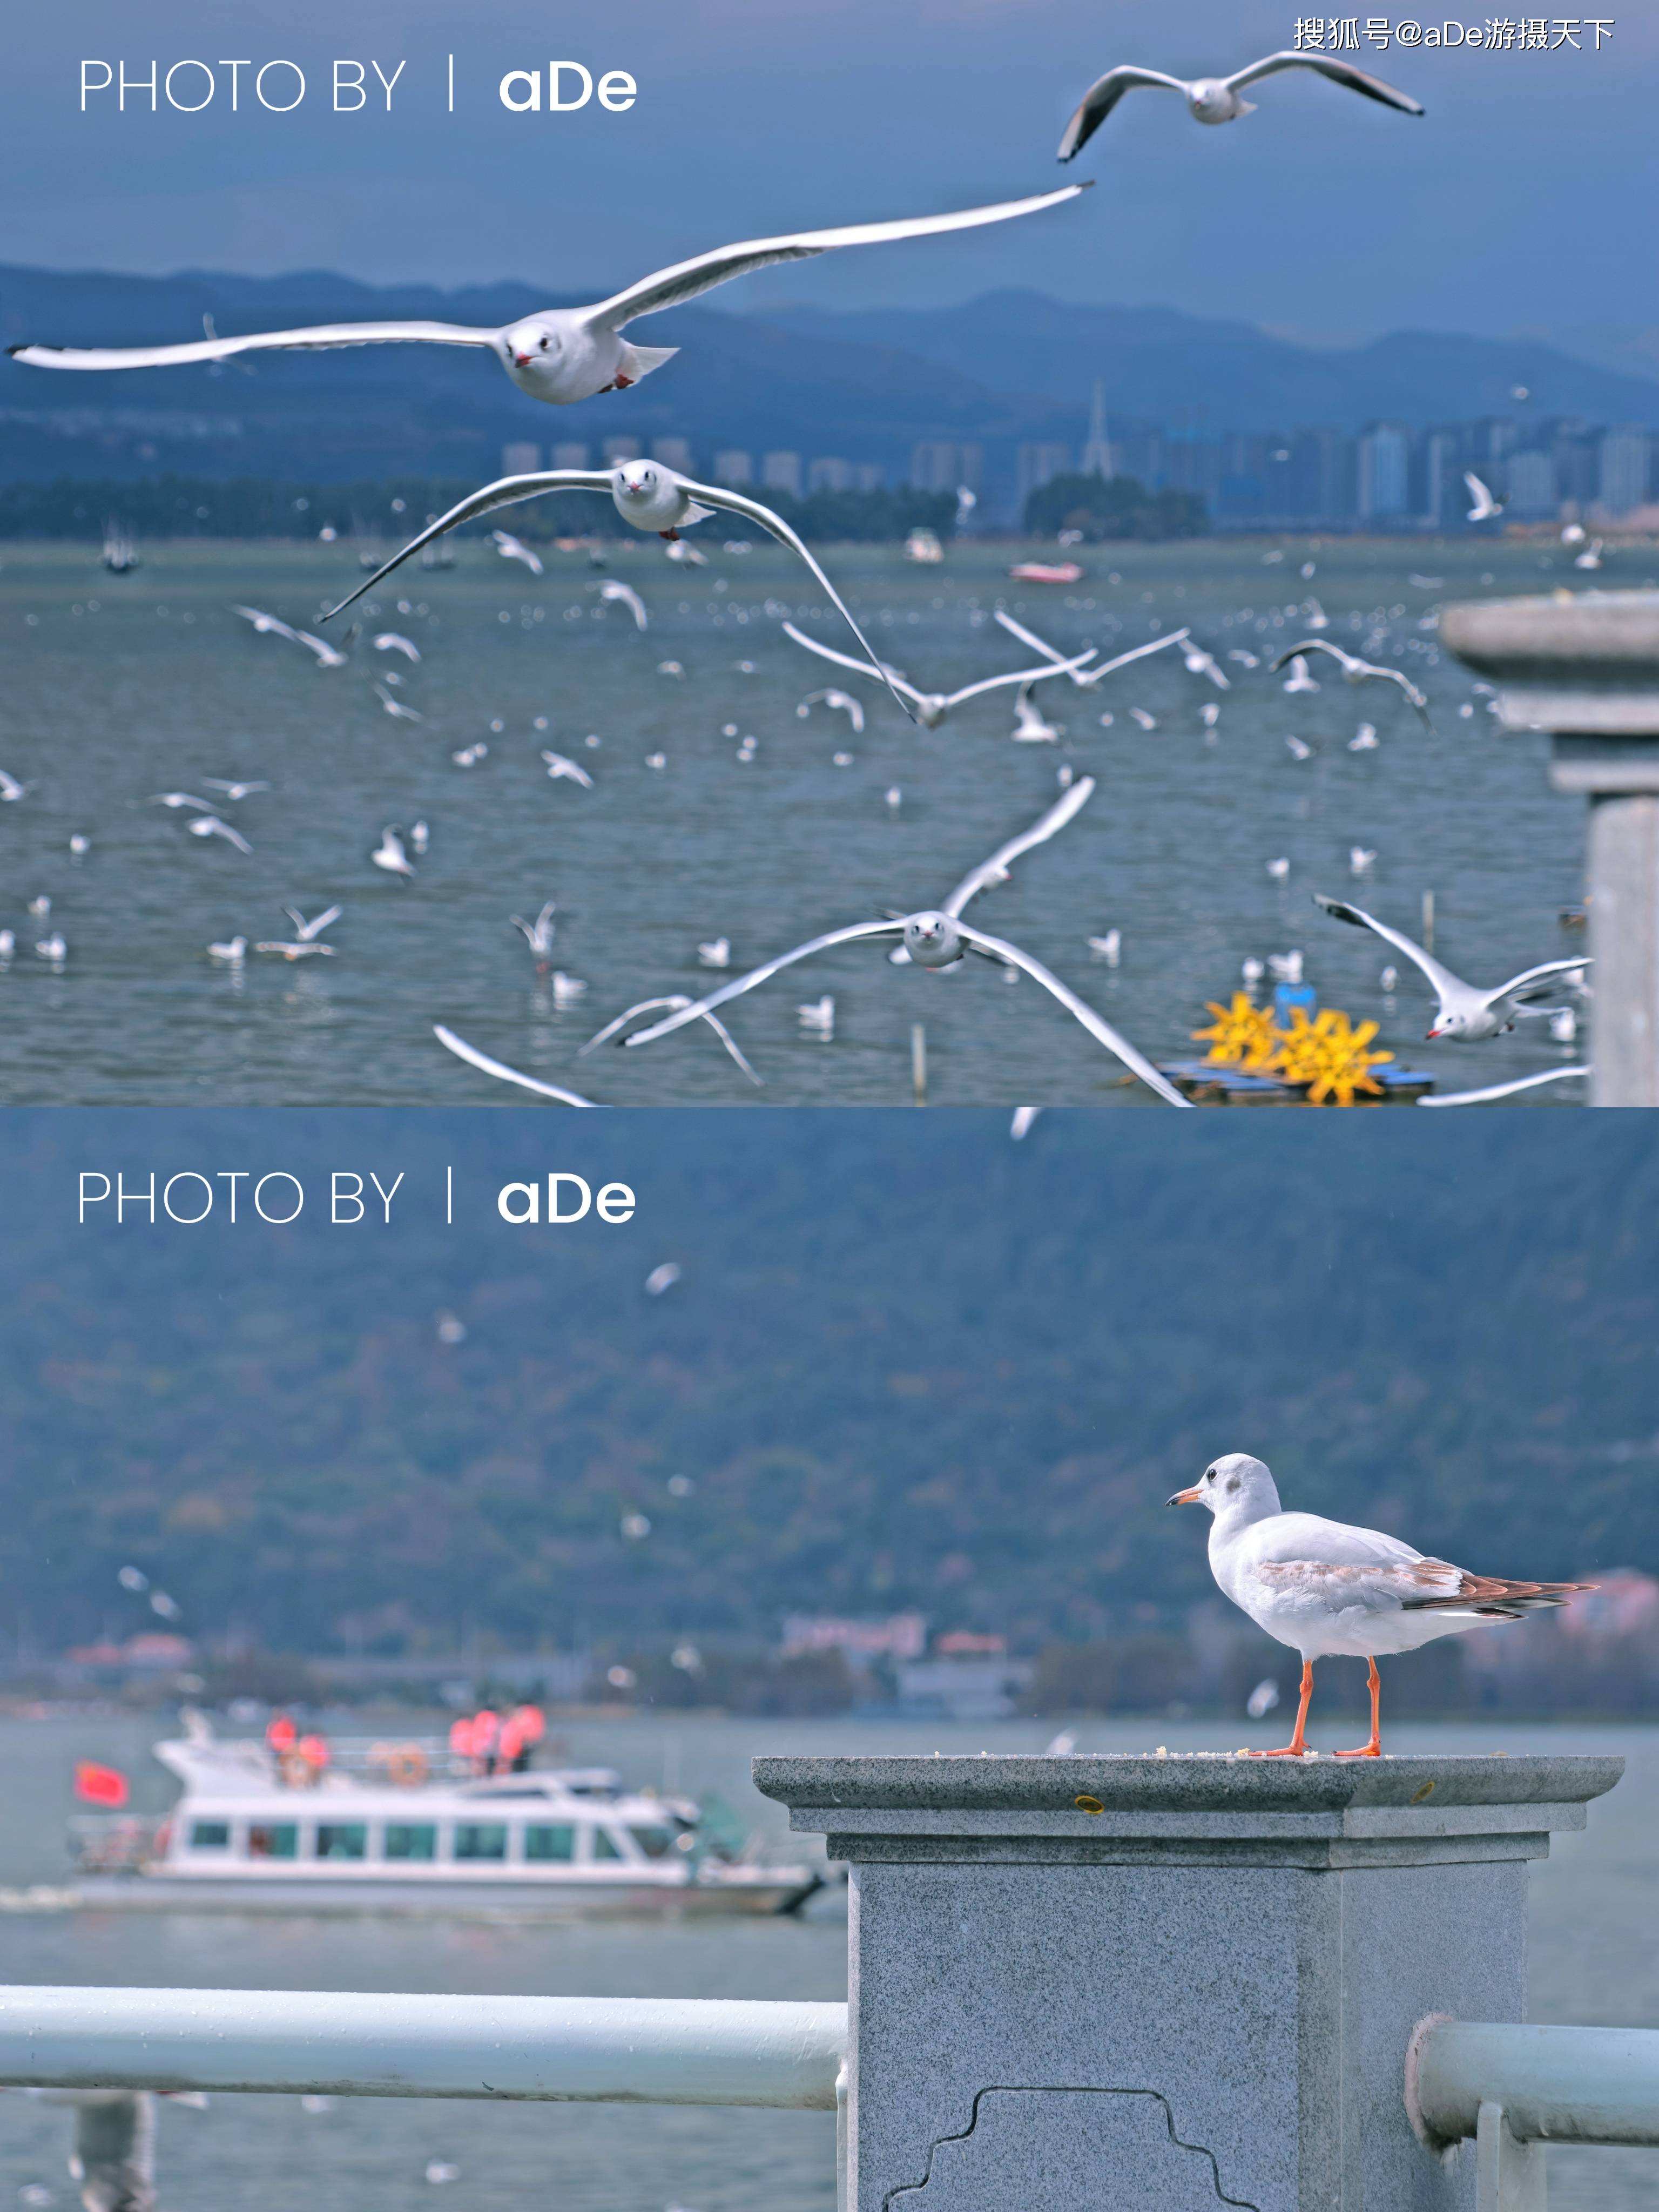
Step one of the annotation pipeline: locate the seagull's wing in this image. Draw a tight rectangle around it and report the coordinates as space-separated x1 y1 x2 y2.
780 623 923 709
1074 628 1191 687
584 189 1088 330
955 923 1189 1107
232 605 301 645
993 609 1071 665
299 904 342 941
1312 892 1466 1000
1270 638 1347 672
577 996 764 1086
1419 1065 1591 1107
943 651 1096 708
319 472 612 619
1224 51 1425 112
1058 66 1188 159
622 921 902 1046
1367 663 1436 726
8 320 502 373
942 777 1095 918
1250 1509 1424 1569
1492 957 1593 1006
688 483 914 718
434 1024 598 1106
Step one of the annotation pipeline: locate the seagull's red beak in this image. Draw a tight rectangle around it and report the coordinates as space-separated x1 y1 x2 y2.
514 352 532 367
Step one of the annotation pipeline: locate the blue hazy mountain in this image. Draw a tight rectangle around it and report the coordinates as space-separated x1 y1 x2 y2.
3 264 1657 487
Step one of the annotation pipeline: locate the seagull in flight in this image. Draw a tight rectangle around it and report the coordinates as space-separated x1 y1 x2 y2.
255 938 338 961
373 632 421 660
231 605 348 666
1419 1064 1591 1107
12 188 1086 406
493 529 543 575
188 814 252 853
153 791 214 811
1313 893 1589 1038
1058 52 1421 157
783 622 1095 727
993 609 1191 689
0 770 32 801
614 780 1186 1105
1179 637 1230 689
797 689 866 734
1279 653 1320 694
374 682 423 721
282 904 342 942
1270 639 1434 730
323 466 912 716
541 749 595 788
372 826 415 882
511 902 558 960
580 995 762 1086
435 1024 598 1105
1168 1452 1587 1757
1464 471 1506 522
203 779 270 800
1010 681 1061 743
596 579 649 629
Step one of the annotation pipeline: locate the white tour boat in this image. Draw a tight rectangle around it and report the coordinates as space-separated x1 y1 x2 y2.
68 1726 823 1919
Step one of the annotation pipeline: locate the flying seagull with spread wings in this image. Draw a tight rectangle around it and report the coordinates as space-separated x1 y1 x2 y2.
1059 52 1421 158
612 780 1188 1106
319 463 911 716
1170 1452 1589 1756
1312 894 1589 1040
993 609 1193 689
9 187 1087 407
1270 639 1435 730
781 621 1097 727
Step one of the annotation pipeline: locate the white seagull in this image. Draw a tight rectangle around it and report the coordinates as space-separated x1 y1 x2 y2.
1180 638 1230 689
492 529 544 575
783 621 1096 727
511 902 558 959
597 578 649 628
152 791 214 811
993 608 1191 689
797 688 866 734
206 935 246 963
188 815 252 853
579 995 761 1087
1010 681 1061 742
1058 52 1421 157
371 826 415 882
283 904 342 942
1420 1064 1591 1107
698 938 731 968
374 682 423 721
0 770 32 801
1169 1452 1588 1756
1313 893 1589 1038
231 605 348 666
203 779 270 800
373 632 422 660
255 939 338 961
322 467 909 716
434 1024 598 1105
11 189 1086 406
541 749 595 788
1271 639 1434 730
615 781 1186 1105
1280 653 1320 694
1464 471 1506 522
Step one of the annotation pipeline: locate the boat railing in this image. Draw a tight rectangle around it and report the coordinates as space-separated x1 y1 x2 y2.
2 1989 1656 2211
65 1815 167 1874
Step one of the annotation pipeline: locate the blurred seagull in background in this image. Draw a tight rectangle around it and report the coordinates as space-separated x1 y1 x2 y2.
1058 51 1421 157
1271 639 1434 730
492 529 544 575
231 605 348 666
994 608 1190 689
374 682 423 721
207 935 246 963
1313 893 1589 1038
511 902 558 960
282 904 341 942
203 779 269 800
797 688 866 734
542 750 594 788
152 792 213 811
371 826 415 882
188 815 252 854
597 578 649 628
373 632 421 660
1280 654 1319 694
1464 471 1506 522
0 770 32 801
255 939 337 961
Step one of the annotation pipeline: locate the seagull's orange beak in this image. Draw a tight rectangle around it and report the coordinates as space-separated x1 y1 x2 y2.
1166 1483 1204 1507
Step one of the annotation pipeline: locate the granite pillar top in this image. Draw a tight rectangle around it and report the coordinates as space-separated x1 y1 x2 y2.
1439 591 1659 739
752 1753 1623 1859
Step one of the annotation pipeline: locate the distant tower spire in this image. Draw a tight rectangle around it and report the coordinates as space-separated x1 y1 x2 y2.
1082 379 1114 480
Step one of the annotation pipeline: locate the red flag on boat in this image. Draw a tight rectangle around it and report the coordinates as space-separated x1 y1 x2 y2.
74 1761 129 1807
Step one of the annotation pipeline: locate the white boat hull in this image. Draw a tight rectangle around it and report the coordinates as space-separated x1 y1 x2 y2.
65 1870 822 1920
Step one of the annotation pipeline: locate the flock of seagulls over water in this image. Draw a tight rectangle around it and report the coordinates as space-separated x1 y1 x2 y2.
4 43 1594 1106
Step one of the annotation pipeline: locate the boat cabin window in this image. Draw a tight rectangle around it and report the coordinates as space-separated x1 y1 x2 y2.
454 1823 508 1862
315 1823 368 1860
524 1824 576 1863
385 1824 437 1861
592 1827 623 1862
248 1823 298 1859
188 1820 231 1850
628 1825 677 1859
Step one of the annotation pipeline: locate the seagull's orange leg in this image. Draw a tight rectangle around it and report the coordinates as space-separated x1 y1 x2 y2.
1336 1657 1382 1758
1249 1660 1313 1757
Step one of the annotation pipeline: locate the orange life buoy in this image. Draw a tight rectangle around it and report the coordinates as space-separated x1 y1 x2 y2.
383 1744 429 1788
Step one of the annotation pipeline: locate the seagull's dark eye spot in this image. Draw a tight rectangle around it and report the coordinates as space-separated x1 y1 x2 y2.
1226 1478 1240 1494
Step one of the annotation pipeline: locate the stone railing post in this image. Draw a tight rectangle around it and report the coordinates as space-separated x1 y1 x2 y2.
1438 590 1659 1105
753 1752 1622 2212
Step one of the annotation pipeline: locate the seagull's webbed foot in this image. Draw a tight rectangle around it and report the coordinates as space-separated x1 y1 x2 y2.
660 529 679 541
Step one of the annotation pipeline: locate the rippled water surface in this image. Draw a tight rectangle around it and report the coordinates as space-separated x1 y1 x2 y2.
0 535 1634 1105
0 1711 1653 2209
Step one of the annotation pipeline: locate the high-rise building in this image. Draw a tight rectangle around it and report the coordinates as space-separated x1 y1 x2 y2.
763 451 802 497
807 457 852 493
1420 429 1459 527
908 442 983 495
1016 443 1071 512
501 442 539 475
602 436 641 466
713 450 753 485
1599 427 1653 515
1357 422 1411 520
1505 449 1557 517
651 436 692 472
854 463 885 493
551 441 589 470
1081 380 1114 479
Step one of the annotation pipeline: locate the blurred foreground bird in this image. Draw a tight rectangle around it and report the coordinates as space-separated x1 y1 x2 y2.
1313 893 1588 1038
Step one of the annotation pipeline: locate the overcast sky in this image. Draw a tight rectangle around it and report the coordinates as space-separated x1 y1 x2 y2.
1 0 1653 345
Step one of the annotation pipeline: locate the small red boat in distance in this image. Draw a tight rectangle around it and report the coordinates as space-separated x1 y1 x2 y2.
1009 561 1084 584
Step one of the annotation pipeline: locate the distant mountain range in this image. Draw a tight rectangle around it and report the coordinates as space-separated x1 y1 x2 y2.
2 262 1655 495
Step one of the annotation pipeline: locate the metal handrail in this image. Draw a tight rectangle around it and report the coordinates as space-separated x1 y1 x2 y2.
1414 2019 1659 2148
0 1987 846 2110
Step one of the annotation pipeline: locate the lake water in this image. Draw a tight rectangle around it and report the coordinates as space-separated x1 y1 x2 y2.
0 1710 1653 2209
0 534 1632 1107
